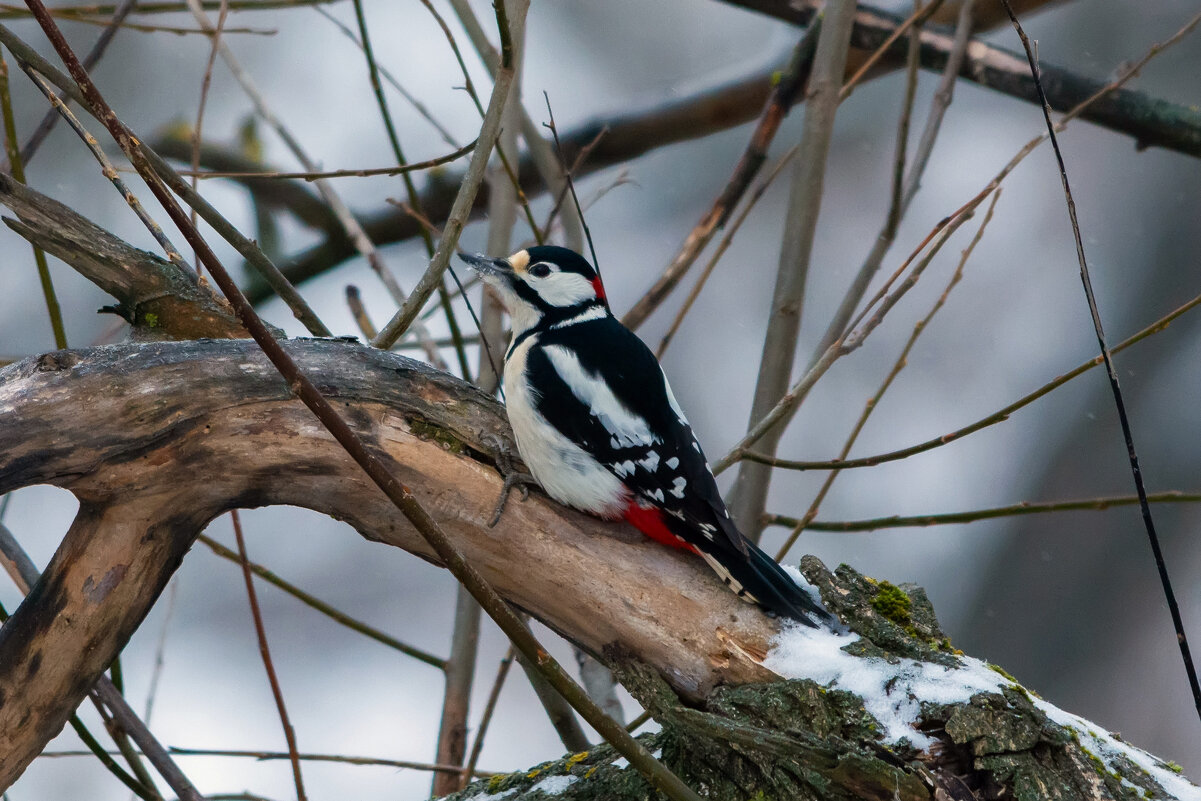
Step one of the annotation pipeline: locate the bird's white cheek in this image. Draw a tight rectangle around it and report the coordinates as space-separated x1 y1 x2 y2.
484 280 541 336
530 273 595 307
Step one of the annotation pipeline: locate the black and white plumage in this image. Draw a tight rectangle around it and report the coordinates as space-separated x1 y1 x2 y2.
460 245 830 626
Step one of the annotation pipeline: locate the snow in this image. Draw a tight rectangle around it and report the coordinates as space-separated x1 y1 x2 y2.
460 789 517 801
1036 700 1201 800
528 775 579 796
764 621 1201 800
780 565 828 611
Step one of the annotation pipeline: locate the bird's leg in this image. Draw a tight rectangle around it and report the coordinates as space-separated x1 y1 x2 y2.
482 432 539 526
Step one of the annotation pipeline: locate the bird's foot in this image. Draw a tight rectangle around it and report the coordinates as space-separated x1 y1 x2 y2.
489 470 539 527
481 432 539 526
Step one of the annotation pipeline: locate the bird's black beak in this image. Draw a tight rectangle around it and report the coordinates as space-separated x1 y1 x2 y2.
457 252 513 278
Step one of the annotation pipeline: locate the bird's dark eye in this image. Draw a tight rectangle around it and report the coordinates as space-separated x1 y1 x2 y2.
529 262 552 278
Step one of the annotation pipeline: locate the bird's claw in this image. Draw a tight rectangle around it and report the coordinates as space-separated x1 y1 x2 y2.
488 470 538 527
481 432 539 526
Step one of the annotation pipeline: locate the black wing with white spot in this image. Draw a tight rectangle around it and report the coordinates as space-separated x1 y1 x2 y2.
524 316 831 624
527 316 746 555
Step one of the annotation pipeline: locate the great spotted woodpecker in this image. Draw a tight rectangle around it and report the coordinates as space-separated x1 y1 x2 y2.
460 245 830 626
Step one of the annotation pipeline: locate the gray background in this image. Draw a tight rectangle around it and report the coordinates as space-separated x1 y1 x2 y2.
1 0 1199 797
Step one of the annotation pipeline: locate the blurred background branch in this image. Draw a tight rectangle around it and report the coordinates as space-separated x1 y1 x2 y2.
2 0 1201 797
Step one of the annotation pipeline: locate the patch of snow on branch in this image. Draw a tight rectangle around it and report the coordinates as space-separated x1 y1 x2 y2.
763 622 1000 748
764 621 1201 799
1036 702 1201 800
528 774 578 796
781 565 826 611
460 788 517 801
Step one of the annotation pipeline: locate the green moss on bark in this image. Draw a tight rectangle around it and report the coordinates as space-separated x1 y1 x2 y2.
444 558 1198 801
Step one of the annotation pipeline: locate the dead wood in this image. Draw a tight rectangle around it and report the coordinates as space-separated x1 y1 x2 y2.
0 172 251 340
0 338 780 788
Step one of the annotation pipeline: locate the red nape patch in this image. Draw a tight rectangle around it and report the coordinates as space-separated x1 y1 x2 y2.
623 502 698 554
591 275 608 303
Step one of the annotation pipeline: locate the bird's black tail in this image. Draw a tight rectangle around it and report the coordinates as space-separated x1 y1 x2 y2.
700 544 834 627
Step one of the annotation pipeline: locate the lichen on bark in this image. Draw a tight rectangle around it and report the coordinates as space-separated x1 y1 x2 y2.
446 558 1198 801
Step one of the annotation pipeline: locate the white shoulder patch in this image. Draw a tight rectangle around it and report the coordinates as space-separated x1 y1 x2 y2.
543 345 657 448
550 305 607 330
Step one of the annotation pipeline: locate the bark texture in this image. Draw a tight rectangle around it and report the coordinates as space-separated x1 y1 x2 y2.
0 173 253 340
446 559 1198 801
1 342 1196 799
0 339 780 788
0 84 1196 798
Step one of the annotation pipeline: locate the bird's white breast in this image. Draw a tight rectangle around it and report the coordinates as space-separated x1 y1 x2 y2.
504 335 628 517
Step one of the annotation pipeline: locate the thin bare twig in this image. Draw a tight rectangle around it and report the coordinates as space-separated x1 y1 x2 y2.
541 95 597 271
839 0 945 100
349 0 471 377
774 190 1000 560
370 3 524 351
230 511 307 799
173 139 475 181
620 20 823 331
24 66 185 268
726 0 859 540
461 646 515 788
182 0 445 363
900 0 975 208
45 747 495 776
432 588 481 795
189 0 227 272
765 491 1201 532
657 146 797 357
397 333 482 351
3 8 267 34
759 0 975 515
513 646 590 753
734 8 1201 474
15 9 698 798
345 285 377 341
715 194 983 477
0 49 65 349
444 0 548 247
91 696 161 800
999 0 1201 725
741 278 1201 472
0 0 328 15
11 0 137 167
142 578 180 728
626 710 652 733
536 126 608 245
197 533 445 669
885 4 922 257
312 5 458 148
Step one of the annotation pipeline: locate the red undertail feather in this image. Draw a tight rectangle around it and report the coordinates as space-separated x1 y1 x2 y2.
623 501 698 554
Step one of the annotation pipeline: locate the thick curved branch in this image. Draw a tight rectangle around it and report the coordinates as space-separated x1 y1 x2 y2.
0 339 779 788
3 341 1197 798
